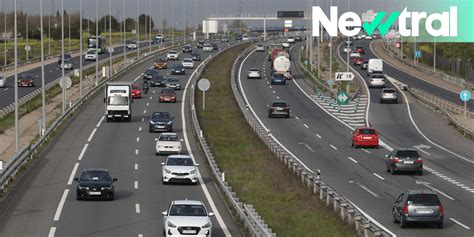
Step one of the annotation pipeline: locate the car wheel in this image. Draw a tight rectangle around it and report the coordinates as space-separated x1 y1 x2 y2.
379 99 384 104
106 117 110 123
390 166 396 175
392 209 399 223
149 127 153 132
386 165 391 172
76 195 82 201
400 216 407 228
268 114 272 118
416 170 423 176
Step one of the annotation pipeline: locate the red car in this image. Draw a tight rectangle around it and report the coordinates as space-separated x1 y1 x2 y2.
353 57 364 66
351 127 379 148
159 88 177 103
355 46 365 54
131 83 142 99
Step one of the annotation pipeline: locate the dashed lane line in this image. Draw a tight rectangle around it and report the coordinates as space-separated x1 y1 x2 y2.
330 145 338 150
53 189 69 221
96 116 105 127
77 144 89 161
86 128 97 142
450 218 471 230
135 203 141 214
348 157 359 164
372 173 385 181
67 163 80 185
48 227 56 237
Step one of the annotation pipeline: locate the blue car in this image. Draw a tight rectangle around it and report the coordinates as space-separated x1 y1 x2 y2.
271 73 286 85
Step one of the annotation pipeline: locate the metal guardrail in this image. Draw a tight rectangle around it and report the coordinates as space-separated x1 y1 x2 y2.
231 44 393 237
0 40 190 191
189 41 276 237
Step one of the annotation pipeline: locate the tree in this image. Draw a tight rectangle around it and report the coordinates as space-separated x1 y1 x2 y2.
122 18 136 32
98 15 120 33
138 14 154 32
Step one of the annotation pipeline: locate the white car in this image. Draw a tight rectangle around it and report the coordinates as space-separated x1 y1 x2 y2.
127 41 138 49
181 58 194 69
161 155 198 184
343 47 352 53
60 59 73 70
282 42 290 48
84 49 98 61
247 68 261 79
202 43 213 52
368 74 386 88
349 52 361 59
242 36 250 41
255 45 265 52
156 133 182 155
287 37 295 43
162 200 214 237
0 75 6 87
167 51 179 60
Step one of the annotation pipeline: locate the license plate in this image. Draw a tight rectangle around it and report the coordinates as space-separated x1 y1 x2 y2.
89 191 101 195
157 125 165 128
362 137 372 140
416 209 433 214
182 230 196 234
404 161 414 164
276 108 283 111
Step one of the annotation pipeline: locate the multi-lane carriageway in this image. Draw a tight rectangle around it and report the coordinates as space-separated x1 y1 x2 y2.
237 39 473 236
0 40 243 236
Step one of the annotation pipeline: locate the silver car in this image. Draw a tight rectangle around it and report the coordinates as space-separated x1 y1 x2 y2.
380 88 398 104
162 200 214 236
247 68 261 79
256 45 265 52
161 155 198 184
155 133 182 156
0 75 6 88
165 78 181 90
392 189 444 228
368 73 385 88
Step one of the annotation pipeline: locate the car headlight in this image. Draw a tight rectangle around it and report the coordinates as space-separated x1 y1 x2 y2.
202 222 211 228
101 186 112 190
167 221 177 228
165 169 172 174
167 121 172 125
190 170 196 175
79 186 89 190
149 121 155 124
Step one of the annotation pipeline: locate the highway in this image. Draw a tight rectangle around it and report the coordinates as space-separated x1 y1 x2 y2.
236 39 473 236
0 40 242 236
0 40 168 109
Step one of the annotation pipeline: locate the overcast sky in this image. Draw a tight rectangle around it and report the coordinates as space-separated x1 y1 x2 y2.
0 0 418 28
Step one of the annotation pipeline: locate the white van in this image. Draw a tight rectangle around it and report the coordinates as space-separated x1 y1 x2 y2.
368 59 383 73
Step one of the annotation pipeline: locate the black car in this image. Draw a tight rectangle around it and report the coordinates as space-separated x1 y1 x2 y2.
196 40 205 48
171 64 185 75
149 74 166 87
295 36 304 42
143 68 160 80
360 60 369 70
149 111 174 132
235 35 242 41
74 168 117 201
190 53 202 61
211 43 219 51
182 45 193 53
392 189 444 229
221 37 229 42
57 53 72 64
151 38 162 44
271 73 286 85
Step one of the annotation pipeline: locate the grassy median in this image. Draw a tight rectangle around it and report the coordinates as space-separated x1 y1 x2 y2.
196 45 356 236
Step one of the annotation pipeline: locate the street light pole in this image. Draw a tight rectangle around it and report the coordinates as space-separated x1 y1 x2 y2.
68 13 71 52
136 0 139 59
2 0 6 66
171 0 174 46
183 0 186 44
149 0 152 54
317 0 320 78
26 13 28 60
160 0 163 49
40 0 46 134
61 0 66 113
95 0 99 86
14 0 19 151
329 0 333 82
80 0 83 97
123 0 126 65
109 0 112 77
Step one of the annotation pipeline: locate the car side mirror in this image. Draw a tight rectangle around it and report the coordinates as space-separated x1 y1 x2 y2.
155 138 158 141
161 163 165 166
113 178 118 182
385 154 389 158
208 212 215 217
367 74 369 77
74 177 78 181
162 211 167 216
180 139 184 142
195 164 200 167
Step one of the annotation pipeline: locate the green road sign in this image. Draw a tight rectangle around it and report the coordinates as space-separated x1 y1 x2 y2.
337 92 350 105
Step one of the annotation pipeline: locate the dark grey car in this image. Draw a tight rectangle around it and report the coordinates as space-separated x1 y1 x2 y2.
392 189 444 228
149 111 174 132
386 148 423 175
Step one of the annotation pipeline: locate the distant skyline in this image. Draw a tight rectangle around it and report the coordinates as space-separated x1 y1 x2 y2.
0 0 412 29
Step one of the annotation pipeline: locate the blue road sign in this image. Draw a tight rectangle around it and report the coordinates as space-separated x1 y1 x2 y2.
460 90 471 102
415 50 422 58
327 79 335 87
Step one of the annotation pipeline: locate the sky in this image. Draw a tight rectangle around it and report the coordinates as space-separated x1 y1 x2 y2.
0 0 414 29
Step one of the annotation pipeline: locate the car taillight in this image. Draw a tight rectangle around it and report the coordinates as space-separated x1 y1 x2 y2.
403 204 409 214
438 205 444 215
415 158 423 163
392 157 401 163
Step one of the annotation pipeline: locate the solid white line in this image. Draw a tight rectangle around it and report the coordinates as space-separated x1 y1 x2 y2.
149 96 153 100
450 218 471 230
330 144 338 150
134 181 139 189
315 134 322 139
372 173 385 181
77 143 89 161
358 184 379 198
138 127 142 131
361 148 372 154
135 203 141 214
269 86 272 89
48 227 56 237
53 189 69 221
348 157 359 164
141 117 145 122
135 149 139 155
303 123 309 128
133 75 141 82
181 56 231 236
87 128 97 142
67 163 80 185
96 116 105 127
344 198 397 236
136 137 140 142
134 163 138 170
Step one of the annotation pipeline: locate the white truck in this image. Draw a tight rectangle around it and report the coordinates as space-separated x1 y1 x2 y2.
368 59 383 73
104 82 133 122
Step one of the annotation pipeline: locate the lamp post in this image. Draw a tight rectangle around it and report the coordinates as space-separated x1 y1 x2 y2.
40 0 46 134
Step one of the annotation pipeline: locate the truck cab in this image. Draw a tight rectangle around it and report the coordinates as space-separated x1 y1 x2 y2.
104 82 133 122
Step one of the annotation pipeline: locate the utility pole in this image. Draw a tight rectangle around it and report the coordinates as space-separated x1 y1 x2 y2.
433 37 437 72
160 0 163 49
317 0 321 78
171 0 174 46
80 0 83 97
95 0 99 86
2 0 6 66
40 0 46 134
61 0 65 113
183 0 186 44
136 0 139 59
109 0 112 77
14 0 19 151
26 13 28 60
346 0 350 72
329 0 333 83
123 0 126 65
149 0 152 54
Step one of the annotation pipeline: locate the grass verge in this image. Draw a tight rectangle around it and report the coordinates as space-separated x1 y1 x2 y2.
196 44 357 236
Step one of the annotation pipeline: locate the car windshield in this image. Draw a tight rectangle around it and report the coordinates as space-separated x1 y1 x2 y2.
397 150 420 158
359 129 375 134
407 194 441 206
383 89 396 93
371 75 384 79
161 89 175 94
87 49 96 54
132 84 139 90
168 51 177 54
272 102 287 107
159 134 179 142
108 96 129 105
166 157 194 166
174 65 184 69
273 74 285 79
19 74 33 80
152 112 170 120
183 59 193 62
166 78 178 83
80 170 111 181
249 69 260 72
169 204 207 216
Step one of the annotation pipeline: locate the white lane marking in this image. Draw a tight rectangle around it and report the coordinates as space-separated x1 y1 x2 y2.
266 81 269 84
153 90 156 94
134 163 138 170
181 56 231 236
96 116 105 127
191 84 194 89
269 86 272 89
330 145 338 150
344 198 397 236
77 143 89 161
143 110 147 114
303 123 309 129
141 117 145 122
146 102 149 106
53 189 69 221
418 182 455 200
135 149 139 155
450 218 471 230
304 144 314 152
149 96 153 100
361 148 372 154
372 173 385 181
138 234 144 237
276 96 280 99
87 128 97 142
315 134 322 139
48 227 56 237
67 163 80 185
133 75 141 82
138 127 142 131
272 90 276 94
136 137 140 142
348 157 359 164
134 181 139 189
135 203 141 214
358 184 379 198
295 116 300 120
